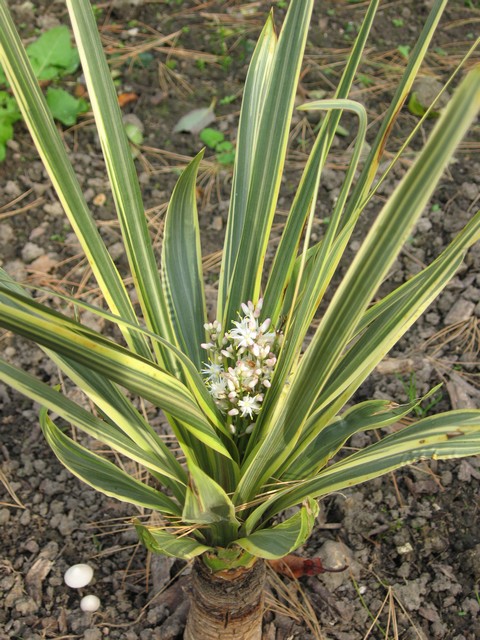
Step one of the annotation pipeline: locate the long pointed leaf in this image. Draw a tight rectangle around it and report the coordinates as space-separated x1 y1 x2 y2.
262 0 379 324
0 270 224 432
252 99 367 453
311 209 480 419
221 1 314 328
0 292 232 458
65 0 177 368
41 413 181 515
162 151 207 368
218 13 276 315
235 65 480 506
287 65 480 429
182 462 239 546
0 358 186 491
281 393 440 481
245 411 480 532
237 498 318 559
0 0 149 358
135 521 211 559
342 0 448 217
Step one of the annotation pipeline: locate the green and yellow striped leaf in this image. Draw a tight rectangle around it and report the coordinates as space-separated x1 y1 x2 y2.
135 521 212 559
183 463 240 547
0 0 149 358
218 12 276 316
262 0 379 325
253 99 367 451
183 463 239 527
220 1 314 328
344 0 448 215
0 359 186 495
40 412 181 515
281 393 441 481
244 411 480 531
237 498 318 559
65 0 178 369
234 64 480 506
311 209 480 421
161 151 207 369
0 292 231 458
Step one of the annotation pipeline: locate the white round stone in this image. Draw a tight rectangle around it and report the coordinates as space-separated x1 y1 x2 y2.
64 563 94 589
80 594 101 612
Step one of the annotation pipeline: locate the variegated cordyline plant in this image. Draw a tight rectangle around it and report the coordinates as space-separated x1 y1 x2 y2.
0 0 479 637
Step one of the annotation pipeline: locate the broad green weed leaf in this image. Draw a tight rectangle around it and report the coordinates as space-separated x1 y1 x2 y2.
26 26 80 81
397 44 411 59
200 127 224 148
46 87 88 126
0 119 13 143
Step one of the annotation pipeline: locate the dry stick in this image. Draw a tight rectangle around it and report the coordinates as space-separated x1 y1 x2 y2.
0 196 45 220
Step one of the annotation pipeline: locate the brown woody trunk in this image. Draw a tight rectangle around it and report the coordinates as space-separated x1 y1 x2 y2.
184 557 266 640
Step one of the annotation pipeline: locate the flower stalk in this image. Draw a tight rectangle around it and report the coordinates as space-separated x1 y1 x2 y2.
201 300 282 443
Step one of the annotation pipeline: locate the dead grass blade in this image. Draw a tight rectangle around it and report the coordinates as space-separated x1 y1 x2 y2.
0 467 26 509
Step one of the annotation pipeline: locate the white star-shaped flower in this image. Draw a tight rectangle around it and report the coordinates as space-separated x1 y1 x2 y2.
237 394 263 418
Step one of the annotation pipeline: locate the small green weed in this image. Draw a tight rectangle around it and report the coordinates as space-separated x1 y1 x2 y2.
50 233 66 243
200 127 235 166
358 73 375 87
399 373 444 418
92 5 103 19
124 122 144 146
220 55 233 72
344 21 358 41
219 94 237 106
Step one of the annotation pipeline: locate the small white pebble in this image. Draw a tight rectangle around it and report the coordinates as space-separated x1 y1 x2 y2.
80 594 101 612
397 542 413 555
64 563 94 588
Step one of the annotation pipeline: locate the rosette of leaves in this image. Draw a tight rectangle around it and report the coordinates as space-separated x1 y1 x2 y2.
0 1 479 637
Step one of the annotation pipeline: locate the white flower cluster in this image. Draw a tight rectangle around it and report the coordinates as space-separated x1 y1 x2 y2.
201 300 282 434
